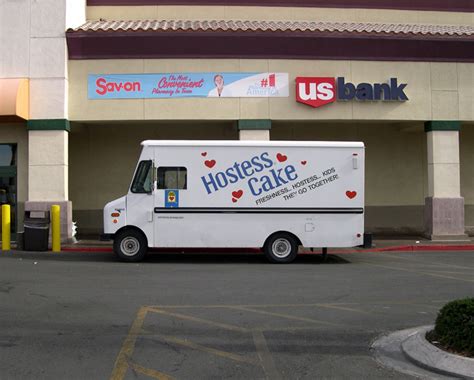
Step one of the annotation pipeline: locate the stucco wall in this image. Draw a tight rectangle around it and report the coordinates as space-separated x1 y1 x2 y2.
69 59 474 122
0 0 86 119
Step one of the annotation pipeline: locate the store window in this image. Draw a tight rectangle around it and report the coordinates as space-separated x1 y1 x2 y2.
0 145 16 166
157 167 187 190
0 144 17 234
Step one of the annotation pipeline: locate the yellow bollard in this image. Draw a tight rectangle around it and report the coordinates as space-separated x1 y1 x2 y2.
51 205 61 252
2 204 10 251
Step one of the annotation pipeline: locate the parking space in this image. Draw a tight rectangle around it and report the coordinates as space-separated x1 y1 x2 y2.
0 250 473 379
111 299 451 380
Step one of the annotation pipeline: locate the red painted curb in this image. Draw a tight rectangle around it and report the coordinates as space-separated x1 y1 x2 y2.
374 245 474 252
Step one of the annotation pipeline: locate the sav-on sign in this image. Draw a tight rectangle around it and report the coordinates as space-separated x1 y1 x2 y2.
296 77 408 108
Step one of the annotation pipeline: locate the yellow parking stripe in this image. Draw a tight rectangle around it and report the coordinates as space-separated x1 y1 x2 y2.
110 306 149 380
229 306 344 327
252 330 282 380
363 262 474 283
153 333 260 366
147 307 249 332
129 360 175 380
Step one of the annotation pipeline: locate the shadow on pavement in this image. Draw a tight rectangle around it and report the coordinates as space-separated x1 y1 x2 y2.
0 250 351 264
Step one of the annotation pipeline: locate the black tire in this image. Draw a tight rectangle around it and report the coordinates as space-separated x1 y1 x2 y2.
113 229 148 262
263 233 298 264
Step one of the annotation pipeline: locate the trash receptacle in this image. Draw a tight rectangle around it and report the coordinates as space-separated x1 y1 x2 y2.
24 211 50 251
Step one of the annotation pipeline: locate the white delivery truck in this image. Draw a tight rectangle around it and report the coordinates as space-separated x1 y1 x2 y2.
103 140 365 263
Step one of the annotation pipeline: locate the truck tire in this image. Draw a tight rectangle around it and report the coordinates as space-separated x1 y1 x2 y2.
113 229 148 262
264 233 298 264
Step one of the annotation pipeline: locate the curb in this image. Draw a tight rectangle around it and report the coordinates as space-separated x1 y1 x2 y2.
374 245 474 252
401 325 474 380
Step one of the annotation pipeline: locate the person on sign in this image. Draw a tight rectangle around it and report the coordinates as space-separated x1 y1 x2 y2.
208 74 232 97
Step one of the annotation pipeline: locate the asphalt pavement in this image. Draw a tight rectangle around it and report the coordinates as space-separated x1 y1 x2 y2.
0 249 473 379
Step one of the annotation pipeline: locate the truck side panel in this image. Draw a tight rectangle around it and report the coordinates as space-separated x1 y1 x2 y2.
151 144 364 248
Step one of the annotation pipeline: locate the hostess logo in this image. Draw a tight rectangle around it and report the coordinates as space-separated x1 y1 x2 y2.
200 152 298 197
296 77 408 108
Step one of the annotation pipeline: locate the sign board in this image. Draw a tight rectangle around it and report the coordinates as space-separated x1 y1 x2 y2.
88 73 289 99
296 77 408 108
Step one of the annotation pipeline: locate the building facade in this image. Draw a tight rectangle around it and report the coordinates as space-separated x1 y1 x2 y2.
1 0 473 240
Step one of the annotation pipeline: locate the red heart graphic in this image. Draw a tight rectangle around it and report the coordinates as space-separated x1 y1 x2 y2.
346 191 357 199
276 153 287 162
301 160 307 165
232 190 243 199
232 198 237 203
204 160 216 168
201 152 207 157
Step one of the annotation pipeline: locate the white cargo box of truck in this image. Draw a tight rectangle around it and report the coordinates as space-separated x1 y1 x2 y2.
103 140 365 262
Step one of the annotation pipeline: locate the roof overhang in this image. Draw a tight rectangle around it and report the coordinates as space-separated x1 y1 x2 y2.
0 79 29 121
66 20 474 62
85 0 474 13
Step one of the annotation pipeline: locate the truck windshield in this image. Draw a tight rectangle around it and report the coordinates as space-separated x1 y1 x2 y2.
131 160 153 193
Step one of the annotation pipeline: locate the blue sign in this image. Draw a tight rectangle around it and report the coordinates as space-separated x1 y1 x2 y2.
165 190 179 208
88 72 289 99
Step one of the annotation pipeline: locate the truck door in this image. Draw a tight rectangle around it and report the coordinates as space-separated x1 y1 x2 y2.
153 165 187 247
126 159 155 242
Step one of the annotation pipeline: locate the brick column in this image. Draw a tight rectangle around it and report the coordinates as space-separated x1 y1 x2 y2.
238 120 271 141
424 121 468 240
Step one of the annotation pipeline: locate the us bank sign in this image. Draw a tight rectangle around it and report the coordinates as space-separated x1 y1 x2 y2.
296 77 408 108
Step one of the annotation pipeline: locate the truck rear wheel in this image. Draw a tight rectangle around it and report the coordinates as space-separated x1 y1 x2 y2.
264 233 298 264
113 229 148 262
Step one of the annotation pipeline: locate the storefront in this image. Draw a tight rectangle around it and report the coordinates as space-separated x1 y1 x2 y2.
1 0 473 240
0 79 30 239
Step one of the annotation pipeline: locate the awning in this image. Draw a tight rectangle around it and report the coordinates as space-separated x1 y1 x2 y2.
0 78 29 121
66 19 474 62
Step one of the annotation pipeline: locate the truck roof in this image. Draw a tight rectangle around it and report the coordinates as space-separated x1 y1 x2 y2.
141 140 364 148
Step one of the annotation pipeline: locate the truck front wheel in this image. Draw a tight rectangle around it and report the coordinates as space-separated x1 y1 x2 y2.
263 233 298 264
113 229 148 262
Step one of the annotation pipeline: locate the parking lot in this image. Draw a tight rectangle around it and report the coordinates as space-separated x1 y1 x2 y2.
0 250 473 379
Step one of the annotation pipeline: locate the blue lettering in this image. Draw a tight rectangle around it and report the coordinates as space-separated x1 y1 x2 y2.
285 165 298 181
337 77 355 100
225 167 239 184
260 152 273 168
251 155 264 173
215 172 228 188
201 173 218 194
269 168 288 187
356 83 373 100
374 83 390 100
241 160 254 176
390 78 408 101
248 177 262 196
261 175 275 192
232 162 245 179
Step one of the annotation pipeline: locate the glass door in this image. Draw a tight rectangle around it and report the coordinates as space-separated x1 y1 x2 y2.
0 145 17 237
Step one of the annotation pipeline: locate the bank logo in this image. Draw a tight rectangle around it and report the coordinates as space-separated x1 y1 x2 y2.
296 77 336 108
296 77 408 108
